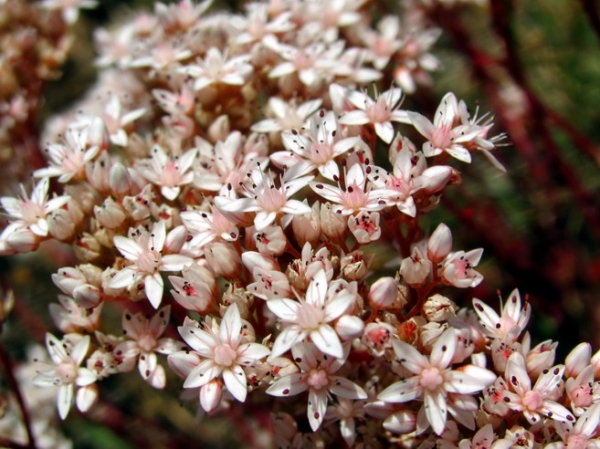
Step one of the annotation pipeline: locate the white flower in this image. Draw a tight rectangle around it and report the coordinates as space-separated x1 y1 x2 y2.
172 304 270 409
266 342 367 431
338 86 410 144
108 221 193 308
378 329 496 435
267 269 354 359
33 333 97 419
472 289 531 341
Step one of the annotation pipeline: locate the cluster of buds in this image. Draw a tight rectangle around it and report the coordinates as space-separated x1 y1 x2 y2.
0 0 597 448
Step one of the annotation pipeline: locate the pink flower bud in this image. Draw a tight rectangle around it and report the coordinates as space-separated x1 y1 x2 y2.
48 208 77 242
73 233 102 262
427 223 452 263
73 284 102 309
6 227 39 253
368 277 397 309
565 342 592 378
420 165 452 194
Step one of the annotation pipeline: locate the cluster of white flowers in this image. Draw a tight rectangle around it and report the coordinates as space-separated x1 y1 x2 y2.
0 0 598 448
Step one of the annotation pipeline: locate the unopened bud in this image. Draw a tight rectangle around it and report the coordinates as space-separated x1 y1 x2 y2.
427 223 452 263
368 277 398 309
423 294 457 322
205 241 241 279
400 246 431 287
291 201 320 248
94 198 126 229
320 202 347 243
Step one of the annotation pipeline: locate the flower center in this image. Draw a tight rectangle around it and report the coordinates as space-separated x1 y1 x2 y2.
307 368 329 390
137 334 157 353
137 250 159 273
56 362 78 384
296 301 325 330
213 344 237 367
420 367 444 390
523 390 543 411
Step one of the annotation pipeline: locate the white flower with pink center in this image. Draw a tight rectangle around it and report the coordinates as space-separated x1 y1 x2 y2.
441 249 484 288
267 269 355 359
546 403 600 449
33 333 97 419
502 352 574 425
310 162 395 215
1 177 70 237
266 342 367 431
137 145 197 201
472 289 531 341
273 110 360 181
408 92 482 163
108 220 193 308
251 97 322 134
172 304 270 409
338 86 410 144
178 47 253 91
217 168 313 230
115 306 179 389
378 329 496 435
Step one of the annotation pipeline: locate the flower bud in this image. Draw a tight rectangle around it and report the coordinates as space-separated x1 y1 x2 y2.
73 233 102 262
204 241 241 279
565 342 592 378
109 162 134 197
423 294 457 322
526 340 557 380
6 227 39 253
427 223 452 263
73 284 102 309
400 246 431 287
291 200 320 248
341 250 371 281
94 197 126 229
368 277 397 309
48 208 77 242
335 315 365 340
320 201 347 243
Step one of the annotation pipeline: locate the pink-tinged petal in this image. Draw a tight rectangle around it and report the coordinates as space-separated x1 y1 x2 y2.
255 210 277 230
168 351 201 378
505 353 531 393
220 303 243 347
534 365 565 394
70 335 90 366
306 269 327 307
184 359 222 389
237 342 270 365
149 306 170 338
108 268 138 289
446 144 472 163
46 333 68 364
75 368 97 387
310 182 342 203
392 339 428 373
178 326 217 358
138 352 158 381
269 62 295 78
147 364 166 389
113 236 143 260
407 111 435 139
378 377 422 403
270 326 306 358
347 90 372 110
338 110 369 126
200 380 222 413
145 273 164 309
310 325 343 358
223 365 248 402
465 248 484 265
329 376 367 400
122 312 145 341
266 373 308 397
156 337 180 355
76 384 98 413
445 365 496 394
57 384 74 419
291 342 320 372
539 401 574 423
281 199 312 215
424 390 448 435
472 298 500 330
307 389 328 431
267 298 300 322
374 122 394 144
318 160 340 181
324 293 354 321
434 92 458 128
430 330 457 369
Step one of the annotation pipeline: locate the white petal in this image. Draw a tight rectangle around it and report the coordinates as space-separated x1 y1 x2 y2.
145 273 164 309
237 343 270 365
307 389 328 431
445 365 496 394
392 339 428 374
220 303 243 346
57 384 74 419
374 122 394 144
310 325 343 359
184 360 221 389
425 390 448 435
178 326 217 357
266 373 308 397
329 376 367 400
113 236 142 261
270 326 305 358
200 380 222 413
378 377 422 403
223 365 248 402
267 298 300 322
76 384 98 413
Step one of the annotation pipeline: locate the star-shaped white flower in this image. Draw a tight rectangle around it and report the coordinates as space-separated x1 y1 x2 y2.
378 329 496 435
108 221 193 308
